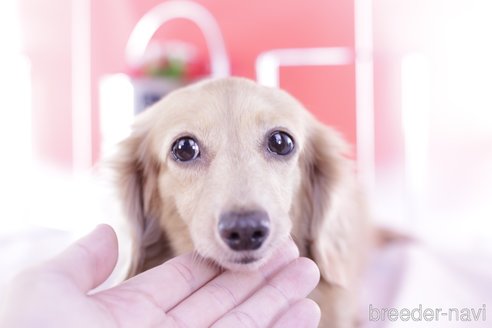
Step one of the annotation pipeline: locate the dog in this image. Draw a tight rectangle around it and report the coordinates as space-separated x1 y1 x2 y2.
113 77 370 327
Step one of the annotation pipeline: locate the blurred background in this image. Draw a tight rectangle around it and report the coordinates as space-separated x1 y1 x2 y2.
0 0 491 326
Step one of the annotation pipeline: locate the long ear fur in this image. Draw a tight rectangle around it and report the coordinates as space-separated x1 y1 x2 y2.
111 117 173 277
297 122 368 287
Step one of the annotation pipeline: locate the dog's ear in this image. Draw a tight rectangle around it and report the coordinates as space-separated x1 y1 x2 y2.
297 122 362 287
112 113 171 277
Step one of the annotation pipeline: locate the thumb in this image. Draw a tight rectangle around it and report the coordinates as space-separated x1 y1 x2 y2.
44 224 118 292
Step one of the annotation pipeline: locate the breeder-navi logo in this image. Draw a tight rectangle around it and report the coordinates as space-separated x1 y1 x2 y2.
369 304 487 322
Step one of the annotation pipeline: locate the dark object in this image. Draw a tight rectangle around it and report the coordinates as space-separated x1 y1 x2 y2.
218 210 270 251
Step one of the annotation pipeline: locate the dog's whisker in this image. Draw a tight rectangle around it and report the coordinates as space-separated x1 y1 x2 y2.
191 250 203 266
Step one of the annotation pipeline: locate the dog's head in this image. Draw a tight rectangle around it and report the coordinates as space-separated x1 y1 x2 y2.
114 77 359 286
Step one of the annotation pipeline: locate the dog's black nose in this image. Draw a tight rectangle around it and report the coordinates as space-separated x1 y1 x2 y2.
218 210 270 251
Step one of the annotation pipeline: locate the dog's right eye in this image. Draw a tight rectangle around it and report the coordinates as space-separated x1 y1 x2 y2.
171 137 200 162
267 131 295 156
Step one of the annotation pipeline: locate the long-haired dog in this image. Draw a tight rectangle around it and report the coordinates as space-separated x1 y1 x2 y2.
113 77 370 327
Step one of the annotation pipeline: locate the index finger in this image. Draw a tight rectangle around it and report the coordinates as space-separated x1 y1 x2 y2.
113 253 221 311
167 239 300 327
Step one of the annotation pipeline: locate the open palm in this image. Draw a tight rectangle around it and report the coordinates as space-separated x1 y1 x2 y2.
0 225 320 328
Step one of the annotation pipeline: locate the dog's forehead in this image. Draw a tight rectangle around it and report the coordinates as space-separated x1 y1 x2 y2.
148 78 310 156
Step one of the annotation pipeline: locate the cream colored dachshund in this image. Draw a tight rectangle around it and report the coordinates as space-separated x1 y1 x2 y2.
113 77 370 327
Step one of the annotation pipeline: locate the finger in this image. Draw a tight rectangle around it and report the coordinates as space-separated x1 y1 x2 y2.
168 239 299 327
212 257 320 328
106 252 221 312
272 298 321 328
43 224 118 292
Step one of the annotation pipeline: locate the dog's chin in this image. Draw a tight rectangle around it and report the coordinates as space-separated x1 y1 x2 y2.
220 256 269 272
200 250 271 272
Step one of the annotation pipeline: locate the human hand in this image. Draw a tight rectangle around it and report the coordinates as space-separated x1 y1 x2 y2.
0 224 320 327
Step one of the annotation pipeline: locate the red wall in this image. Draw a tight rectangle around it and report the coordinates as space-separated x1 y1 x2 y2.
22 0 356 167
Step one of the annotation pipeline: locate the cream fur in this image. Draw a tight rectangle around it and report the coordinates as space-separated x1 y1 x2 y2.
112 77 370 327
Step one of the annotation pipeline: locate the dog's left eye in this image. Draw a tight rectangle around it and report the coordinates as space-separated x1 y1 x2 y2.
172 137 200 162
267 131 295 156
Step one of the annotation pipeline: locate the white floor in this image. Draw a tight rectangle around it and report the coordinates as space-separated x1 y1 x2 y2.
361 242 492 328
